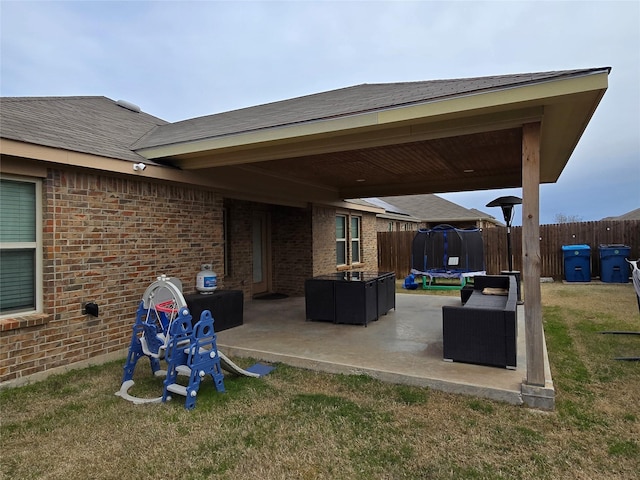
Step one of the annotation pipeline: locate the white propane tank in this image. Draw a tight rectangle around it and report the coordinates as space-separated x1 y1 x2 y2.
196 263 217 294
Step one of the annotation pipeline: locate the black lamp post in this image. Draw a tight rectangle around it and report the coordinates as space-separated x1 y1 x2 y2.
487 195 523 303
486 195 522 272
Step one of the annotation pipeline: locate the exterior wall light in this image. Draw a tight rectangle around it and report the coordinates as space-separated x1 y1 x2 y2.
133 163 146 171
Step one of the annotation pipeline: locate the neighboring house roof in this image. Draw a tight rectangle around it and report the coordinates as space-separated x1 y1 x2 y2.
0 96 167 162
132 69 601 151
370 194 500 225
351 197 422 223
377 211 423 223
469 208 496 220
357 197 412 216
602 208 640 221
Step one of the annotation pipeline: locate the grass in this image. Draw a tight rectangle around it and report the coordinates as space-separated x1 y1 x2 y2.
1 282 639 479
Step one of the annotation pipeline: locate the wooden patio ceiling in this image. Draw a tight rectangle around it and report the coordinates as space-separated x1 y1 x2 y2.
233 128 523 198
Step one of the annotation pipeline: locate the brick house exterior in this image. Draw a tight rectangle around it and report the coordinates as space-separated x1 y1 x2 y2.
0 162 378 385
1 68 611 393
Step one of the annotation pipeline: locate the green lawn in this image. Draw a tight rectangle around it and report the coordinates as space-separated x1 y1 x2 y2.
1 282 639 479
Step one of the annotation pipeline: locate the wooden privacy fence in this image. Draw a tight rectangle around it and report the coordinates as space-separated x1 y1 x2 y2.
378 220 640 279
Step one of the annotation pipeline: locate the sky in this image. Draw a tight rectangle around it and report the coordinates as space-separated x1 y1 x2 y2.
1 0 638 225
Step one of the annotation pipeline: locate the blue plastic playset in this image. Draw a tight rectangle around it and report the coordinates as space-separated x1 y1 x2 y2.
116 275 273 409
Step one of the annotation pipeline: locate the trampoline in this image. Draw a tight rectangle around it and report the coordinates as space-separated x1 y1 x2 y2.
410 224 486 289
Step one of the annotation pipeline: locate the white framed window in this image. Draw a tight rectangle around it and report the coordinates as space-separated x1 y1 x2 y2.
351 216 361 263
336 214 363 266
336 215 347 265
0 175 43 316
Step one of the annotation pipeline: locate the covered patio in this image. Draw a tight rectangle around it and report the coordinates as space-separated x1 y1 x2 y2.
134 67 609 409
216 293 553 408
0 68 609 395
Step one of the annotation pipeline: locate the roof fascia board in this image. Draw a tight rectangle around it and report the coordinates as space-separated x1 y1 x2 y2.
1 139 343 205
0 155 48 177
135 111 379 159
329 201 385 214
376 213 422 222
0 139 247 191
320 202 385 214
308 200 385 213
539 87 608 182
423 216 497 222
379 71 609 124
170 106 543 170
135 71 608 162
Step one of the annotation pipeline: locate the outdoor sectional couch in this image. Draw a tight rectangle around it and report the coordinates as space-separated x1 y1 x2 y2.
442 275 517 369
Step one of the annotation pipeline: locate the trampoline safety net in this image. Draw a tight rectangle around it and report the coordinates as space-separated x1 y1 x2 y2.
411 224 484 274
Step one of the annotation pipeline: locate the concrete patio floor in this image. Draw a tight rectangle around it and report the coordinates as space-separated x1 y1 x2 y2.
216 293 555 407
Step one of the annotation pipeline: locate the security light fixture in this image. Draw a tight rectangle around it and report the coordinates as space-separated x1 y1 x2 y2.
133 162 146 171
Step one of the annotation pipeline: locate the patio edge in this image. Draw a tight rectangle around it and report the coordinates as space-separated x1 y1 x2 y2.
218 344 525 406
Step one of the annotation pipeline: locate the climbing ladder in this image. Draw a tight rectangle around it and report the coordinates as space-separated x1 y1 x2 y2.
162 309 226 410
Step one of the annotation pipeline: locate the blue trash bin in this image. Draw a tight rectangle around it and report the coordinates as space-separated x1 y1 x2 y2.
562 245 591 282
599 244 631 283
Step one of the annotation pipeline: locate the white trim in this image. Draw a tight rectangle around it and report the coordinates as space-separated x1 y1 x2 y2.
336 214 347 266
351 216 361 264
0 174 43 317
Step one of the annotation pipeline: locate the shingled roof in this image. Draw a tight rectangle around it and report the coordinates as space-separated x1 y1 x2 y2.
1 67 609 205
0 96 167 162
601 208 640 221
373 194 498 224
131 69 604 151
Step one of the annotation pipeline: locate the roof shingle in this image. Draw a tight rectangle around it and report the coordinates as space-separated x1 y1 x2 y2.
0 96 167 162
373 194 497 223
131 68 607 150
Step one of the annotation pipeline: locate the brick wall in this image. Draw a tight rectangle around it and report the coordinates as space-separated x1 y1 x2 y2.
223 198 254 300
224 200 314 298
311 205 379 275
361 212 379 271
0 170 382 385
272 205 313 296
312 205 337 276
0 169 224 384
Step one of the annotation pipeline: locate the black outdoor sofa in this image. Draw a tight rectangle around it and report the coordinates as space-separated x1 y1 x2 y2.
442 275 517 369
